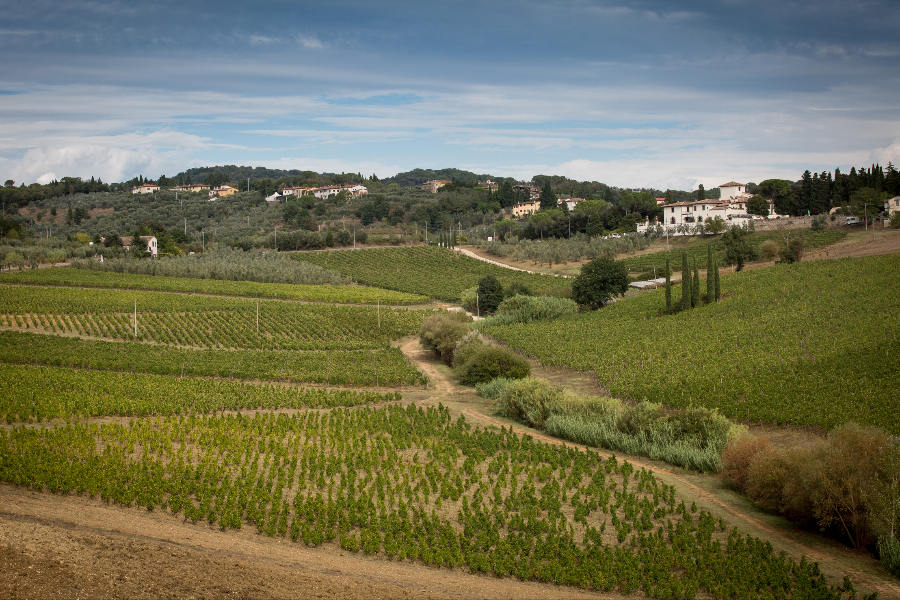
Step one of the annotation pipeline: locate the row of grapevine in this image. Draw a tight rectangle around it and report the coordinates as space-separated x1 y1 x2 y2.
0 267 429 304
0 363 400 421
485 254 900 434
0 331 427 387
0 286 430 351
0 404 849 598
295 246 570 300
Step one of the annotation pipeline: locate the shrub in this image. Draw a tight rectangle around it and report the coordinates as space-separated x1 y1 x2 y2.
811 215 828 231
457 346 530 385
878 536 900 577
475 377 516 399
495 378 564 428
890 211 900 229
418 311 471 365
780 238 805 263
721 433 772 493
760 240 779 261
451 330 489 370
459 287 478 313
480 294 578 327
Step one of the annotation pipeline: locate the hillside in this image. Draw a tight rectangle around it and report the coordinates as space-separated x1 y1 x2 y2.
484 254 900 434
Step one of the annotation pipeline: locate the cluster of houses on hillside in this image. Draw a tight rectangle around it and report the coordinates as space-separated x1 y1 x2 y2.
132 182 369 203
265 184 368 204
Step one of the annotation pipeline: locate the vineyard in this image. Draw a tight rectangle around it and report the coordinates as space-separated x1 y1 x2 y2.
0 404 850 598
0 268 429 305
0 363 399 421
0 285 428 351
0 331 426 388
618 230 846 275
295 246 570 300
484 254 900 434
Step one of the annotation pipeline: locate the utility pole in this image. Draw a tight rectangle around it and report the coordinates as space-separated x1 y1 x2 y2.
247 178 250 192
202 229 205 251
184 218 187 236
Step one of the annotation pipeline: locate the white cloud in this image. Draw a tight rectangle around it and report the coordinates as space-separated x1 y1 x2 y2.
36 172 57 185
297 35 324 49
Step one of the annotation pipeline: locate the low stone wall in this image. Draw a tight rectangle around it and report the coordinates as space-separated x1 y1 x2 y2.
751 215 819 231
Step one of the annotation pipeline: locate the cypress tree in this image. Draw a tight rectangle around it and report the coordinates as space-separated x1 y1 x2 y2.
706 244 714 302
681 252 691 311
714 260 721 302
665 258 672 312
692 258 700 308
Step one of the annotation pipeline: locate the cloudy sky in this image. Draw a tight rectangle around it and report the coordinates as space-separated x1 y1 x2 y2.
2 0 899 190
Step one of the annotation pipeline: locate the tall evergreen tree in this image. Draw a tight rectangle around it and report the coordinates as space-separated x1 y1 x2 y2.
681 252 691 311
697 184 706 201
706 245 714 301
714 260 721 302
800 170 813 214
692 258 700 308
665 258 672 312
538 181 557 211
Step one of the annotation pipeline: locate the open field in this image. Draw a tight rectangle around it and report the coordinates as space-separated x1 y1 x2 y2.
0 267 429 304
295 246 571 300
484 254 900 434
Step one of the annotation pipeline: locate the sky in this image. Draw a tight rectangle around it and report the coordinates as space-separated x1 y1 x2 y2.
2 0 899 191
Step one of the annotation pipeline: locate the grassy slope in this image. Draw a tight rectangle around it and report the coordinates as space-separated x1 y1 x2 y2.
484 254 900 434
0 268 428 304
294 246 570 300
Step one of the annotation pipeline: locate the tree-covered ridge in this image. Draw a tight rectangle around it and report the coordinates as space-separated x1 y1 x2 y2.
380 168 495 187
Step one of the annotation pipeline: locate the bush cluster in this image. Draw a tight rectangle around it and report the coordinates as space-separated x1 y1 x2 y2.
455 346 531 385
478 294 578 327
489 378 740 473
418 311 471 365
721 425 900 572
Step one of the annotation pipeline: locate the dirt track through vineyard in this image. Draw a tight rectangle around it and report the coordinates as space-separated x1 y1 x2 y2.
397 338 900 598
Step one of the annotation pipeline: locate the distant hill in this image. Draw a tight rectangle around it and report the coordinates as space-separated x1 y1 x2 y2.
174 165 320 185
381 168 495 187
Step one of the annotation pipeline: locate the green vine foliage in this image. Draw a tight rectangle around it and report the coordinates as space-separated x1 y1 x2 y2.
0 404 847 598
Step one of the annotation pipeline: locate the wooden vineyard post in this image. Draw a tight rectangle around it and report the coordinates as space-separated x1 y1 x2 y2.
257 300 259 333
134 298 137 338
377 300 380 329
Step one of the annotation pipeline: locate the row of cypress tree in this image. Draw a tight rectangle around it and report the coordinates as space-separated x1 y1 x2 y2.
664 245 720 313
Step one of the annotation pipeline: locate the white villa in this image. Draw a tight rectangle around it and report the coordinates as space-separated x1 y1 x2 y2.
131 184 160 194
639 181 776 234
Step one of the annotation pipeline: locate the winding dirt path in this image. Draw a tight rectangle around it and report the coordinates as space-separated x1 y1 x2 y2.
396 340 900 598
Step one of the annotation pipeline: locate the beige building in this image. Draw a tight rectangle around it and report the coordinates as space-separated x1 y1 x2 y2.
421 180 451 193
512 200 541 218
131 184 160 194
171 184 209 192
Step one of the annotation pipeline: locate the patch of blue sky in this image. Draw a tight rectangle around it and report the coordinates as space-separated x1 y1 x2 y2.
324 94 423 106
